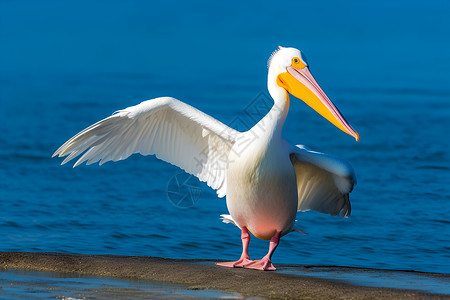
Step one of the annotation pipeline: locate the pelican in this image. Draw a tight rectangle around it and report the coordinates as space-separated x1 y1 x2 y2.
53 46 359 271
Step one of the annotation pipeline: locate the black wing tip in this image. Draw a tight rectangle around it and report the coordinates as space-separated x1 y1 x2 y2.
342 194 351 217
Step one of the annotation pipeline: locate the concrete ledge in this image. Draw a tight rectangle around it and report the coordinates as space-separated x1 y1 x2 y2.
0 252 448 299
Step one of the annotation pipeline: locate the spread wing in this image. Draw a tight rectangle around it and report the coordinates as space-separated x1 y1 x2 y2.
290 145 356 217
53 97 240 197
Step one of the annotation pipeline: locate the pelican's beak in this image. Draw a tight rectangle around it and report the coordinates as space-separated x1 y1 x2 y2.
277 66 359 141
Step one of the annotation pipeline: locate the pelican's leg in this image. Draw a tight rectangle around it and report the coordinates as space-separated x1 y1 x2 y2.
244 231 280 271
216 227 253 268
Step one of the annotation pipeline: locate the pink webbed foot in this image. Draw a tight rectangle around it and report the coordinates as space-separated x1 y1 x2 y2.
244 256 276 271
216 256 253 268
216 227 253 268
245 231 281 271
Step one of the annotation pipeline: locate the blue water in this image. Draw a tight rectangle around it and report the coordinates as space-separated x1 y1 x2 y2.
279 267 450 295
1 0 449 275
0 270 247 299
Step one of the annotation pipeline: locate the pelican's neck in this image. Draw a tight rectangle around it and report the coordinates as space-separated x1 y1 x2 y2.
258 71 290 139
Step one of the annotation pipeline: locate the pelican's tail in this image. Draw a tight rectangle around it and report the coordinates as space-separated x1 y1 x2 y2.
292 227 307 235
219 214 241 229
284 221 308 236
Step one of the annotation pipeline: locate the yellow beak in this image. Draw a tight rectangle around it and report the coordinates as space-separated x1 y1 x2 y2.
277 66 359 141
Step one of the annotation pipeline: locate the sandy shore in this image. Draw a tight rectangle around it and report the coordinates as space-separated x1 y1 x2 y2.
0 252 448 299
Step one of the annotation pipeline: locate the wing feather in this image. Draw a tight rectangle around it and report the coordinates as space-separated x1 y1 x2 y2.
53 97 239 197
291 144 356 217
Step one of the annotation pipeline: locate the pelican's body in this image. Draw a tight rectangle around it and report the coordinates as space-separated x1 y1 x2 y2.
53 46 359 271
228 136 298 240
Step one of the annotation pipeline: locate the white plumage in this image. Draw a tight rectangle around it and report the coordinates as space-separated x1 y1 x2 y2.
291 145 355 217
54 46 359 271
54 97 238 197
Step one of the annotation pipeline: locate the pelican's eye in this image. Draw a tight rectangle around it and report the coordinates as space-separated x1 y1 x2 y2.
292 57 306 69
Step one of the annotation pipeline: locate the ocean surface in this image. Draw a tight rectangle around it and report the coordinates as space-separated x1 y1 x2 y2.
0 269 248 299
1 0 449 275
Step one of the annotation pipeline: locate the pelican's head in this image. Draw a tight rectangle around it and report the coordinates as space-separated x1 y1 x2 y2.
268 46 359 141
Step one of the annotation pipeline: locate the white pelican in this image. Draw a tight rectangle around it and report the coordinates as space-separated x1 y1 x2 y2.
53 46 359 271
